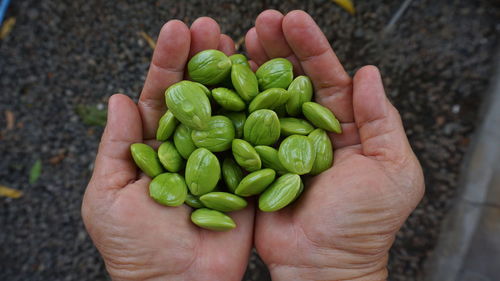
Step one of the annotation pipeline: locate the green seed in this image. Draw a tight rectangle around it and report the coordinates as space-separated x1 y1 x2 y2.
258 173 302 212
278 135 316 175
256 58 294 90
191 115 235 152
308 128 333 175
231 64 259 102
187 49 232 85
130 143 164 178
229 54 250 68
225 111 246 139
212 88 246 111
235 168 276 197
243 109 280 146
274 104 287 117
199 192 247 212
191 208 236 231
149 173 187 207
248 88 290 113
302 102 342 134
194 82 212 100
286 75 313 116
185 148 221 196
158 141 184 172
232 139 261 172
279 117 314 136
156 110 178 141
254 146 287 174
185 193 204 209
165 80 211 130
222 158 244 193
173 124 197 159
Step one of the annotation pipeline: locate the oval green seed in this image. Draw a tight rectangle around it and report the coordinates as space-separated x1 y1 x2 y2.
165 80 211 130
191 115 235 152
279 117 314 136
302 102 342 134
248 88 290 113
254 145 287 174
278 135 316 175
256 58 294 90
185 193 204 209
130 143 164 178
235 168 276 197
225 111 246 139
258 173 302 212
149 173 187 207
232 139 261 172
199 192 248 212
212 88 246 111
185 148 221 196
187 49 232 85
158 141 184 172
308 128 333 175
222 158 244 193
231 64 259 102
173 124 197 159
156 110 178 141
191 208 236 231
286 75 313 116
194 82 212 101
243 109 280 146
229 54 250 68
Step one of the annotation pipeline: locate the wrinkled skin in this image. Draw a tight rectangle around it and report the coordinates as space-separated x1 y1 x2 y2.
82 10 424 281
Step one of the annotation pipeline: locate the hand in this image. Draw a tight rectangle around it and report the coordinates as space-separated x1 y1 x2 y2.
246 10 424 281
81 19 254 281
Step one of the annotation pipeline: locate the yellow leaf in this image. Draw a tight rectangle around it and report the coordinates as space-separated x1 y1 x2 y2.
0 17 16 40
331 0 356 15
138 31 156 50
0 185 23 199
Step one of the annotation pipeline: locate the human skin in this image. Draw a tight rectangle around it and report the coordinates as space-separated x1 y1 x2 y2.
82 10 424 281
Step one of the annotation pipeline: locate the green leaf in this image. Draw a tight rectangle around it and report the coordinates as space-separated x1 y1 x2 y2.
75 104 107 127
29 159 42 184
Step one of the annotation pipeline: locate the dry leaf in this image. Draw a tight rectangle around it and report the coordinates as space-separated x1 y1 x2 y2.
5 110 14 130
0 17 16 40
235 37 245 51
0 185 23 199
139 31 156 50
331 0 356 15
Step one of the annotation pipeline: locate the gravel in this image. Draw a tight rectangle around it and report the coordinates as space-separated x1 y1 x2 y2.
0 0 498 280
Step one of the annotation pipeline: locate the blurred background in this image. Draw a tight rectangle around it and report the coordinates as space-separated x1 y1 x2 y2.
1 0 499 280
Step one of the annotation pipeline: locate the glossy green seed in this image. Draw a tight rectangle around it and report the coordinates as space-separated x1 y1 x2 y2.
286 76 313 116
165 80 211 130
187 49 232 85
302 102 342 134
279 117 314 136
235 168 276 197
185 193 204 209
248 88 290 113
212 88 246 111
130 143 163 178
158 141 184 172
243 109 280 146
225 111 246 139
278 135 316 175
232 139 261 172
229 54 250 68
308 128 333 175
173 124 197 159
231 64 259 102
156 110 178 141
258 173 302 212
254 146 287 174
191 208 236 231
256 58 294 90
222 158 244 193
191 115 235 152
199 192 248 212
194 82 212 101
149 173 187 207
185 148 221 196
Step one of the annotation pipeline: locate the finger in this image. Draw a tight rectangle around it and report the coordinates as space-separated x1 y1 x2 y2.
353 66 412 162
245 27 269 66
255 10 303 74
248 60 259 72
139 20 190 140
189 17 221 57
218 34 236 56
330 122 360 149
91 94 143 191
282 10 354 123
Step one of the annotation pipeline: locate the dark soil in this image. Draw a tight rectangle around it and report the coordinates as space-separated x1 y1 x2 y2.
1 0 499 280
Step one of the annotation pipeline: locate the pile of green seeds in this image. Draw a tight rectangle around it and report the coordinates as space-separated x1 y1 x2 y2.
130 49 341 231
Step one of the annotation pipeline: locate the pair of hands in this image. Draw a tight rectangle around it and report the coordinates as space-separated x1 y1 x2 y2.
82 10 424 281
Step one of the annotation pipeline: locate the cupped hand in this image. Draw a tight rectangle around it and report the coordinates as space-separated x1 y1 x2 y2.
81 19 254 281
246 10 424 281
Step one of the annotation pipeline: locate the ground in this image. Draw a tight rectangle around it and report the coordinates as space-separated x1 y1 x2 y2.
0 0 498 280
